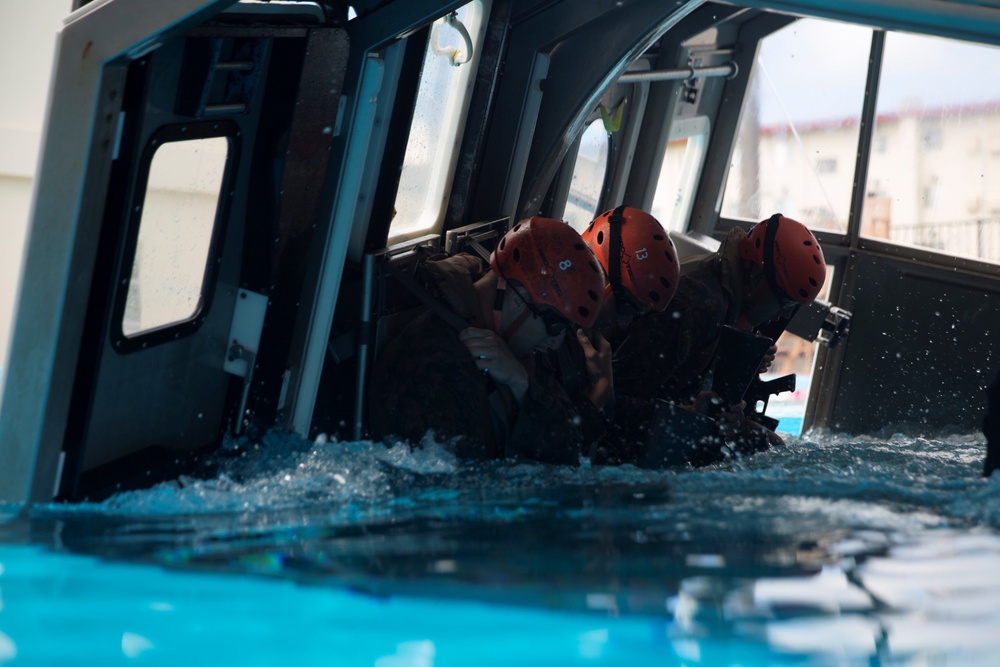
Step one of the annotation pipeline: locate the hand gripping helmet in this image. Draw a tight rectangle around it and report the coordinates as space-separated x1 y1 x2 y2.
491 217 607 328
739 213 826 305
582 206 680 312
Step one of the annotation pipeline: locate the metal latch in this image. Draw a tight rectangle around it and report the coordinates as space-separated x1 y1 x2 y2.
784 298 853 349
818 306 852 349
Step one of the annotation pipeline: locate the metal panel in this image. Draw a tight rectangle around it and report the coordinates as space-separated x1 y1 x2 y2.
823 254 1000 434
0 0 237 504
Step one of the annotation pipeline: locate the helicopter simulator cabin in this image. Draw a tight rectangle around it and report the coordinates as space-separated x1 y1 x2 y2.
1 0 999 503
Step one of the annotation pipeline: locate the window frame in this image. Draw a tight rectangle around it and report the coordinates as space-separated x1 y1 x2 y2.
111 120 240 353
386 0 491 245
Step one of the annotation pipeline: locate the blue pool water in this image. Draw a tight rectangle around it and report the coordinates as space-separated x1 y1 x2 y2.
1 425 999 665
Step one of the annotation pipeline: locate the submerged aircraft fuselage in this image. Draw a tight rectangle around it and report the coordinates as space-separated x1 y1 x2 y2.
3 0 999 503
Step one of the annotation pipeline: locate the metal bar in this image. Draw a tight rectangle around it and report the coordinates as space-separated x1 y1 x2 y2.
353 252 377 441
214 59 254 71
204 103 248 114
847 30 885 251
619 62 737 84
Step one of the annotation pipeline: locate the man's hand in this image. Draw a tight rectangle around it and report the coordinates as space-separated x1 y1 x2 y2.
578 329 614 410
691 391 745 425
459 327 529 403
759 344 777 374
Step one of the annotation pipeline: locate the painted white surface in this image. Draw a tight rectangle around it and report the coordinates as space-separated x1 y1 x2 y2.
0 1 74 369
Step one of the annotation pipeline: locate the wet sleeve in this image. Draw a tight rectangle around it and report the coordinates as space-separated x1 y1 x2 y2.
368 315 498 460
613 277 728 404
504 366 605 466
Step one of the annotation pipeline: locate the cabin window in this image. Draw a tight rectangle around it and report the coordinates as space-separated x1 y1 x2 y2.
564 118 610 231
862 32 1000 264
388 0 488 242
122 132 232 339
649 116 709 232
721 18 872 233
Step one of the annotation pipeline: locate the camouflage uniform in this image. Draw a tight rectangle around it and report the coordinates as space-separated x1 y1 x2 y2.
609 228 780 465
613 227 748 404
368 253 600 464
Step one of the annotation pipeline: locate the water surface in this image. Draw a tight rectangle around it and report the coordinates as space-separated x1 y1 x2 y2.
1 427 998 665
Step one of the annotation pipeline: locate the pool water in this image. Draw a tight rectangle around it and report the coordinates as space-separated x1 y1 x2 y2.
1 426 999 665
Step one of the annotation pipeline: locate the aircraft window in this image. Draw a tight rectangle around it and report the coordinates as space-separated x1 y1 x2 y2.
564 118 609 232
862 32 1000 264
389 0 488 242
650 116 709 233
722 18 872 233
122 136 229 337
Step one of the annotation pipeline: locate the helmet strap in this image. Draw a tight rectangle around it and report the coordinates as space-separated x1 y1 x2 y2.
492 277 507 333
607 204 626 292
761 212 787 300
492 277 531 341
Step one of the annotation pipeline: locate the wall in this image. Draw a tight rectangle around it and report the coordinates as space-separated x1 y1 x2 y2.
0 1 74 371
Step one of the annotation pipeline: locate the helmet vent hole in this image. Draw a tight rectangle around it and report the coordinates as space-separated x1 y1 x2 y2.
809 278 818 287
799 288 809 298
665 250 675 263
512 248 521 262
660 277 672 289
804 240 813 246
755 238 761 249
653 233 665 241
574 242 586 251
648 291 660 303
578 306 591 319
512 223 522 233
499 238 506 251
587 289 599 302
813 255 821 264
596 231 605 245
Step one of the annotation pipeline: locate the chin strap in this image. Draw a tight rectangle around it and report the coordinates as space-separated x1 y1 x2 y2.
493 277 532 341
492 277 507 333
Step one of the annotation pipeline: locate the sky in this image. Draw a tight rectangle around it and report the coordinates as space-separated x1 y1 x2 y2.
756 17 1000 126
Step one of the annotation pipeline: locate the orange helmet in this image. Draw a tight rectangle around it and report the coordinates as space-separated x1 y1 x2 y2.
739 214 826 305
491 217 607 328
582 206 680 312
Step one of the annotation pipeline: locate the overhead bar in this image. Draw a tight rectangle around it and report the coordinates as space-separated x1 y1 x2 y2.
619 61 737 83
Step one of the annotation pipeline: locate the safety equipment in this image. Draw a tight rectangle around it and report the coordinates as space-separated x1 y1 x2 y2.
739 214 826 304
491 217 607 328
582 206 680 312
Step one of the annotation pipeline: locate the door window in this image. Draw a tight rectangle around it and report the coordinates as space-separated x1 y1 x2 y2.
862 31 1000 263
122 130 233 340
564 118 610 232
389 1 489 241
650 116 709 232
722 18 872 232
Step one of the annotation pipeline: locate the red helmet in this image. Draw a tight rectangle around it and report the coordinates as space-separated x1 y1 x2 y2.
739 214 826 304
582 206 680 312
491 217 607 328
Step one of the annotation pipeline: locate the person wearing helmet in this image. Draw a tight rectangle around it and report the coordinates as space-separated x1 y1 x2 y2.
582 205 681 326
532 206 682 463
612 213 827 465
368 216 609 464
